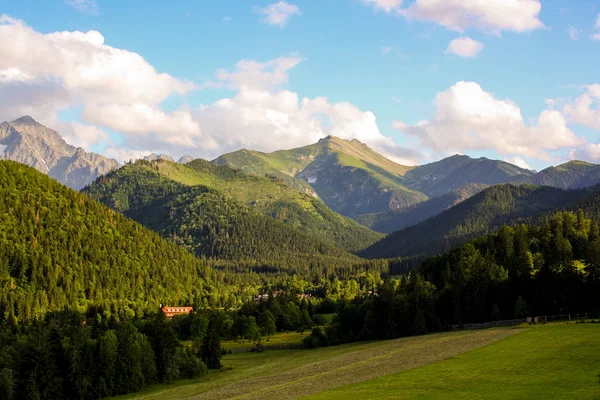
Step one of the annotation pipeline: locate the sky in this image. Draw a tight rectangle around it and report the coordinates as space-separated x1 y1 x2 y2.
1 0 600 171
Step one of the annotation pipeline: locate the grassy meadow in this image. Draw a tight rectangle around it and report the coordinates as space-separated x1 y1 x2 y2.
118 323 600 400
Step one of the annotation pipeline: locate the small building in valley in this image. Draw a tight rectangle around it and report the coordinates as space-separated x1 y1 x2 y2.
161 306 193 318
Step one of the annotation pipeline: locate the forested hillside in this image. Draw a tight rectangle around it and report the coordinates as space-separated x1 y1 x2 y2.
0 161 241 321
360 184 591 259
84 159 383 253
305 210 600 347
354 184 488 233
0 161 389 322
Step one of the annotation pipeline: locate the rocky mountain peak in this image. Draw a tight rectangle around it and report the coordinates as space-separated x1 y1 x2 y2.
0 116 121 189
11 115 39 126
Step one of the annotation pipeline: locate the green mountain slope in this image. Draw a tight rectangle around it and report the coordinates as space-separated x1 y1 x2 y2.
524 160 600 189
354 183 489 234
405 155 534 197
84 159 383 254
0 160 241 320
214 136 427 217
360 184 591 259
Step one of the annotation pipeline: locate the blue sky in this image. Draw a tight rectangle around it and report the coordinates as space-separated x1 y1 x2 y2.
1 0 600 170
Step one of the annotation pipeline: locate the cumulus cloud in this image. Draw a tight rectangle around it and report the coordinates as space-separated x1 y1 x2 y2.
192 88 421 164
446 37 484 57
505 156 532 170
568 143 600 162
362 0 544 34
65 0 98 14
253 1 302 27
209 57 305 91
563 84 600 131
0 14 203 155
393 81 582 161
0 15 194 105
65 122 110 151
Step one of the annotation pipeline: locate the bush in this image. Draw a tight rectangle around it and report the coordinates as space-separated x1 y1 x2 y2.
177 347 207 379
313 315 327 326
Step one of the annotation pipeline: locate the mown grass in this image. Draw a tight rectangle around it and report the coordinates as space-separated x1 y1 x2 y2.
117 327 515 400
309 323 600 400
221 330 307 351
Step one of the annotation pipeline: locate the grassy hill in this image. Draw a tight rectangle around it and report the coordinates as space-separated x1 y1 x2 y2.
118 323 600 400
214 136 427 217
405 154 534 198
360 184 590 259
85 159 383 254
354 184 488 234
525 160 600 189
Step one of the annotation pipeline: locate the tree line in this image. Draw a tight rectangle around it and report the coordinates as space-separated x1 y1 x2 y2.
304 211 600 347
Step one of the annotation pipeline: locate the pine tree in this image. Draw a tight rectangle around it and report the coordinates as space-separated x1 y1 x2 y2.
152 312 180 383
201 316 222 369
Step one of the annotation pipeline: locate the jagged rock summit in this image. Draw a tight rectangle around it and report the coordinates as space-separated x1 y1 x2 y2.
0 116 121 189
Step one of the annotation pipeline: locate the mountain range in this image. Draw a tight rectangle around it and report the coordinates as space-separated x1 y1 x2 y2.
213 137 536 217
7 116 600 255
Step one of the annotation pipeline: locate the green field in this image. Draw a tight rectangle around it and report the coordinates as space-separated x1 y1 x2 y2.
221 331 307 352
310 323 600 399
118 323 600 400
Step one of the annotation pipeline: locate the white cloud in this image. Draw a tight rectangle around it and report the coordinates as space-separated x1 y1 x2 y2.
0 14 200 154
252 1 302 27
446 37 484 57
393 81 583 161
192 87 421 164
568 143 600 162
362 0 403 13
563 84 600 131
209 57 304 91
65 0 98 14
0 16 194 105
363 0 544 34
595 14 600 29
505 156 532 170
567 26 580 40
65 122 110 151
82 104 205 146
591 33 600 41
102 147 153 164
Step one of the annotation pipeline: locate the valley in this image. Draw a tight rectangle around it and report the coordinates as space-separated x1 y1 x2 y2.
3 2 600 399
